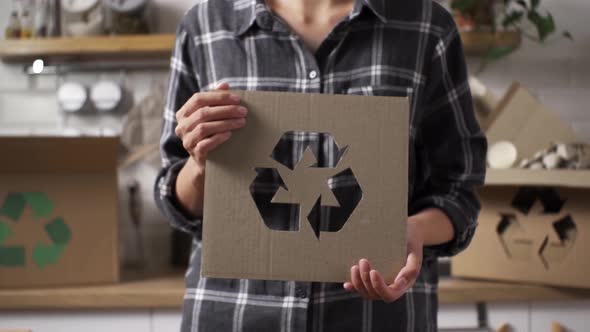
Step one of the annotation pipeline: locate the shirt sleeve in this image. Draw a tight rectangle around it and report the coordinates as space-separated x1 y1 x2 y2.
411 23 488 257
154 24 203 238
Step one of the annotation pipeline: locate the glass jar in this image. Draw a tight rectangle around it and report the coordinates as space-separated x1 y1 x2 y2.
60 0 104 37
104 0 151 35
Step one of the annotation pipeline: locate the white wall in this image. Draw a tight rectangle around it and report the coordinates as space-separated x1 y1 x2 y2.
466 0 590 142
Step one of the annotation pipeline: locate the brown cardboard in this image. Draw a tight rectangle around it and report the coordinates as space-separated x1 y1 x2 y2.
0 137 120 288
202 90 409 283
452 82 590 288
452 169 590 288
485 82 578 159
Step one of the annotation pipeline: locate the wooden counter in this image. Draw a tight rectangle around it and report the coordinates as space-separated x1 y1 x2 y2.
1 275 589 310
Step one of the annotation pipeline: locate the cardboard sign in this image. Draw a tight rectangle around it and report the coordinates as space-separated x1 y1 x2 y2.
202 91 409 283
0 137 120 288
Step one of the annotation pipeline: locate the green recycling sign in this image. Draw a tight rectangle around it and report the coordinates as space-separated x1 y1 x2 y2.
0 192 71 268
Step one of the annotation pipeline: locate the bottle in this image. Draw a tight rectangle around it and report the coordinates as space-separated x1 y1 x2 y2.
20 10 34 38
34 0 49 38
5 11 22 39
46 0 60 37
493 0 506 31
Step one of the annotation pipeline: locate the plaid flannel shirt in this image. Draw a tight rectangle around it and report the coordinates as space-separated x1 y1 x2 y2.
155 0 487 331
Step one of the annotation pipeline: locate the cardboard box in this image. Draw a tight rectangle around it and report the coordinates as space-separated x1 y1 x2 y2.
452 169 590 288
452 82 590 288
485 82 578 158
202 91 409 283
0 137 120 288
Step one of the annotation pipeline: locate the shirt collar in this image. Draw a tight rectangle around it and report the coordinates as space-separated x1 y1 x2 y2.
233 0 389 36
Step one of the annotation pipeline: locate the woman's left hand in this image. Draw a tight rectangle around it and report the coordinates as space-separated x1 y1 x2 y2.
343 220 424 303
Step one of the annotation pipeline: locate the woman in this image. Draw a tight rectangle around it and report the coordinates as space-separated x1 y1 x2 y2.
155 0 487 331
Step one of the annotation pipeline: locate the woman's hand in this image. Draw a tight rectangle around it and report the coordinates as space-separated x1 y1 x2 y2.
173 82 247 217
175 82 247 170
343 220 424 303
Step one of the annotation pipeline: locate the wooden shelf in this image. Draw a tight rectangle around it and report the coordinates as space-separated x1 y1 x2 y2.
1 274 589 310
0 31 519 63
485 168 590 188
460 31 522 56
0 34 175 63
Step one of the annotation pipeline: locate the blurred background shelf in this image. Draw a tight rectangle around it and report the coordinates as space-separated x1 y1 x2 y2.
0 34 175 63
0 31 520 64
460 31 522 56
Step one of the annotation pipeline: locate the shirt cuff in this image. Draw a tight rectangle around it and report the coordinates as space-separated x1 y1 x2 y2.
154 158 203 239
410 194 478 258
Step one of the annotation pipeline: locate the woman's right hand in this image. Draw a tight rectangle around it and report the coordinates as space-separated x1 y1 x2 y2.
173 82 247 217
175 82 247 171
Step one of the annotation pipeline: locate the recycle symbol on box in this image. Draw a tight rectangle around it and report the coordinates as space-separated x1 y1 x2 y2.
0 192 71 268
250 131 363 239
497 187 577 269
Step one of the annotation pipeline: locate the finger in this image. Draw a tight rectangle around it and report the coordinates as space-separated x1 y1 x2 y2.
187 105 247 131
216 82 230 90
180 117 242 152
359 259 380 299
343 282 354 291
176 105 246 139
193 118 246 142
193 131 232 162
350 265 371 299
369 270 403 303
178 91 241 119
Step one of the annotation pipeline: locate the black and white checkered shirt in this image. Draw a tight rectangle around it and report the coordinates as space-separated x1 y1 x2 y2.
155 0 487 331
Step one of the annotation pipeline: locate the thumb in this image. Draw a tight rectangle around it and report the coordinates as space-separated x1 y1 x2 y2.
216 82 230 90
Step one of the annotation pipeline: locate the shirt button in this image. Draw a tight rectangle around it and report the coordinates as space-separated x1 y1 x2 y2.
308 70 318 80
295 287 308 298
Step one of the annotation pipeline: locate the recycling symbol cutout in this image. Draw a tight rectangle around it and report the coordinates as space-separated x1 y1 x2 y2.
0 192 71 268
497 187 577 269
250 131 363 239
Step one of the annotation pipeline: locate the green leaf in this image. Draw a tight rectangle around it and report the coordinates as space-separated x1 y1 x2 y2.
528 10 556 41
484 46 517 61
563 30 573 40
451 0 477 11
502 11 524 27
531 0 541 9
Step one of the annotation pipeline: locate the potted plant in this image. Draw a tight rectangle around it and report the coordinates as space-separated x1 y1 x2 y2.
451 0 571 66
